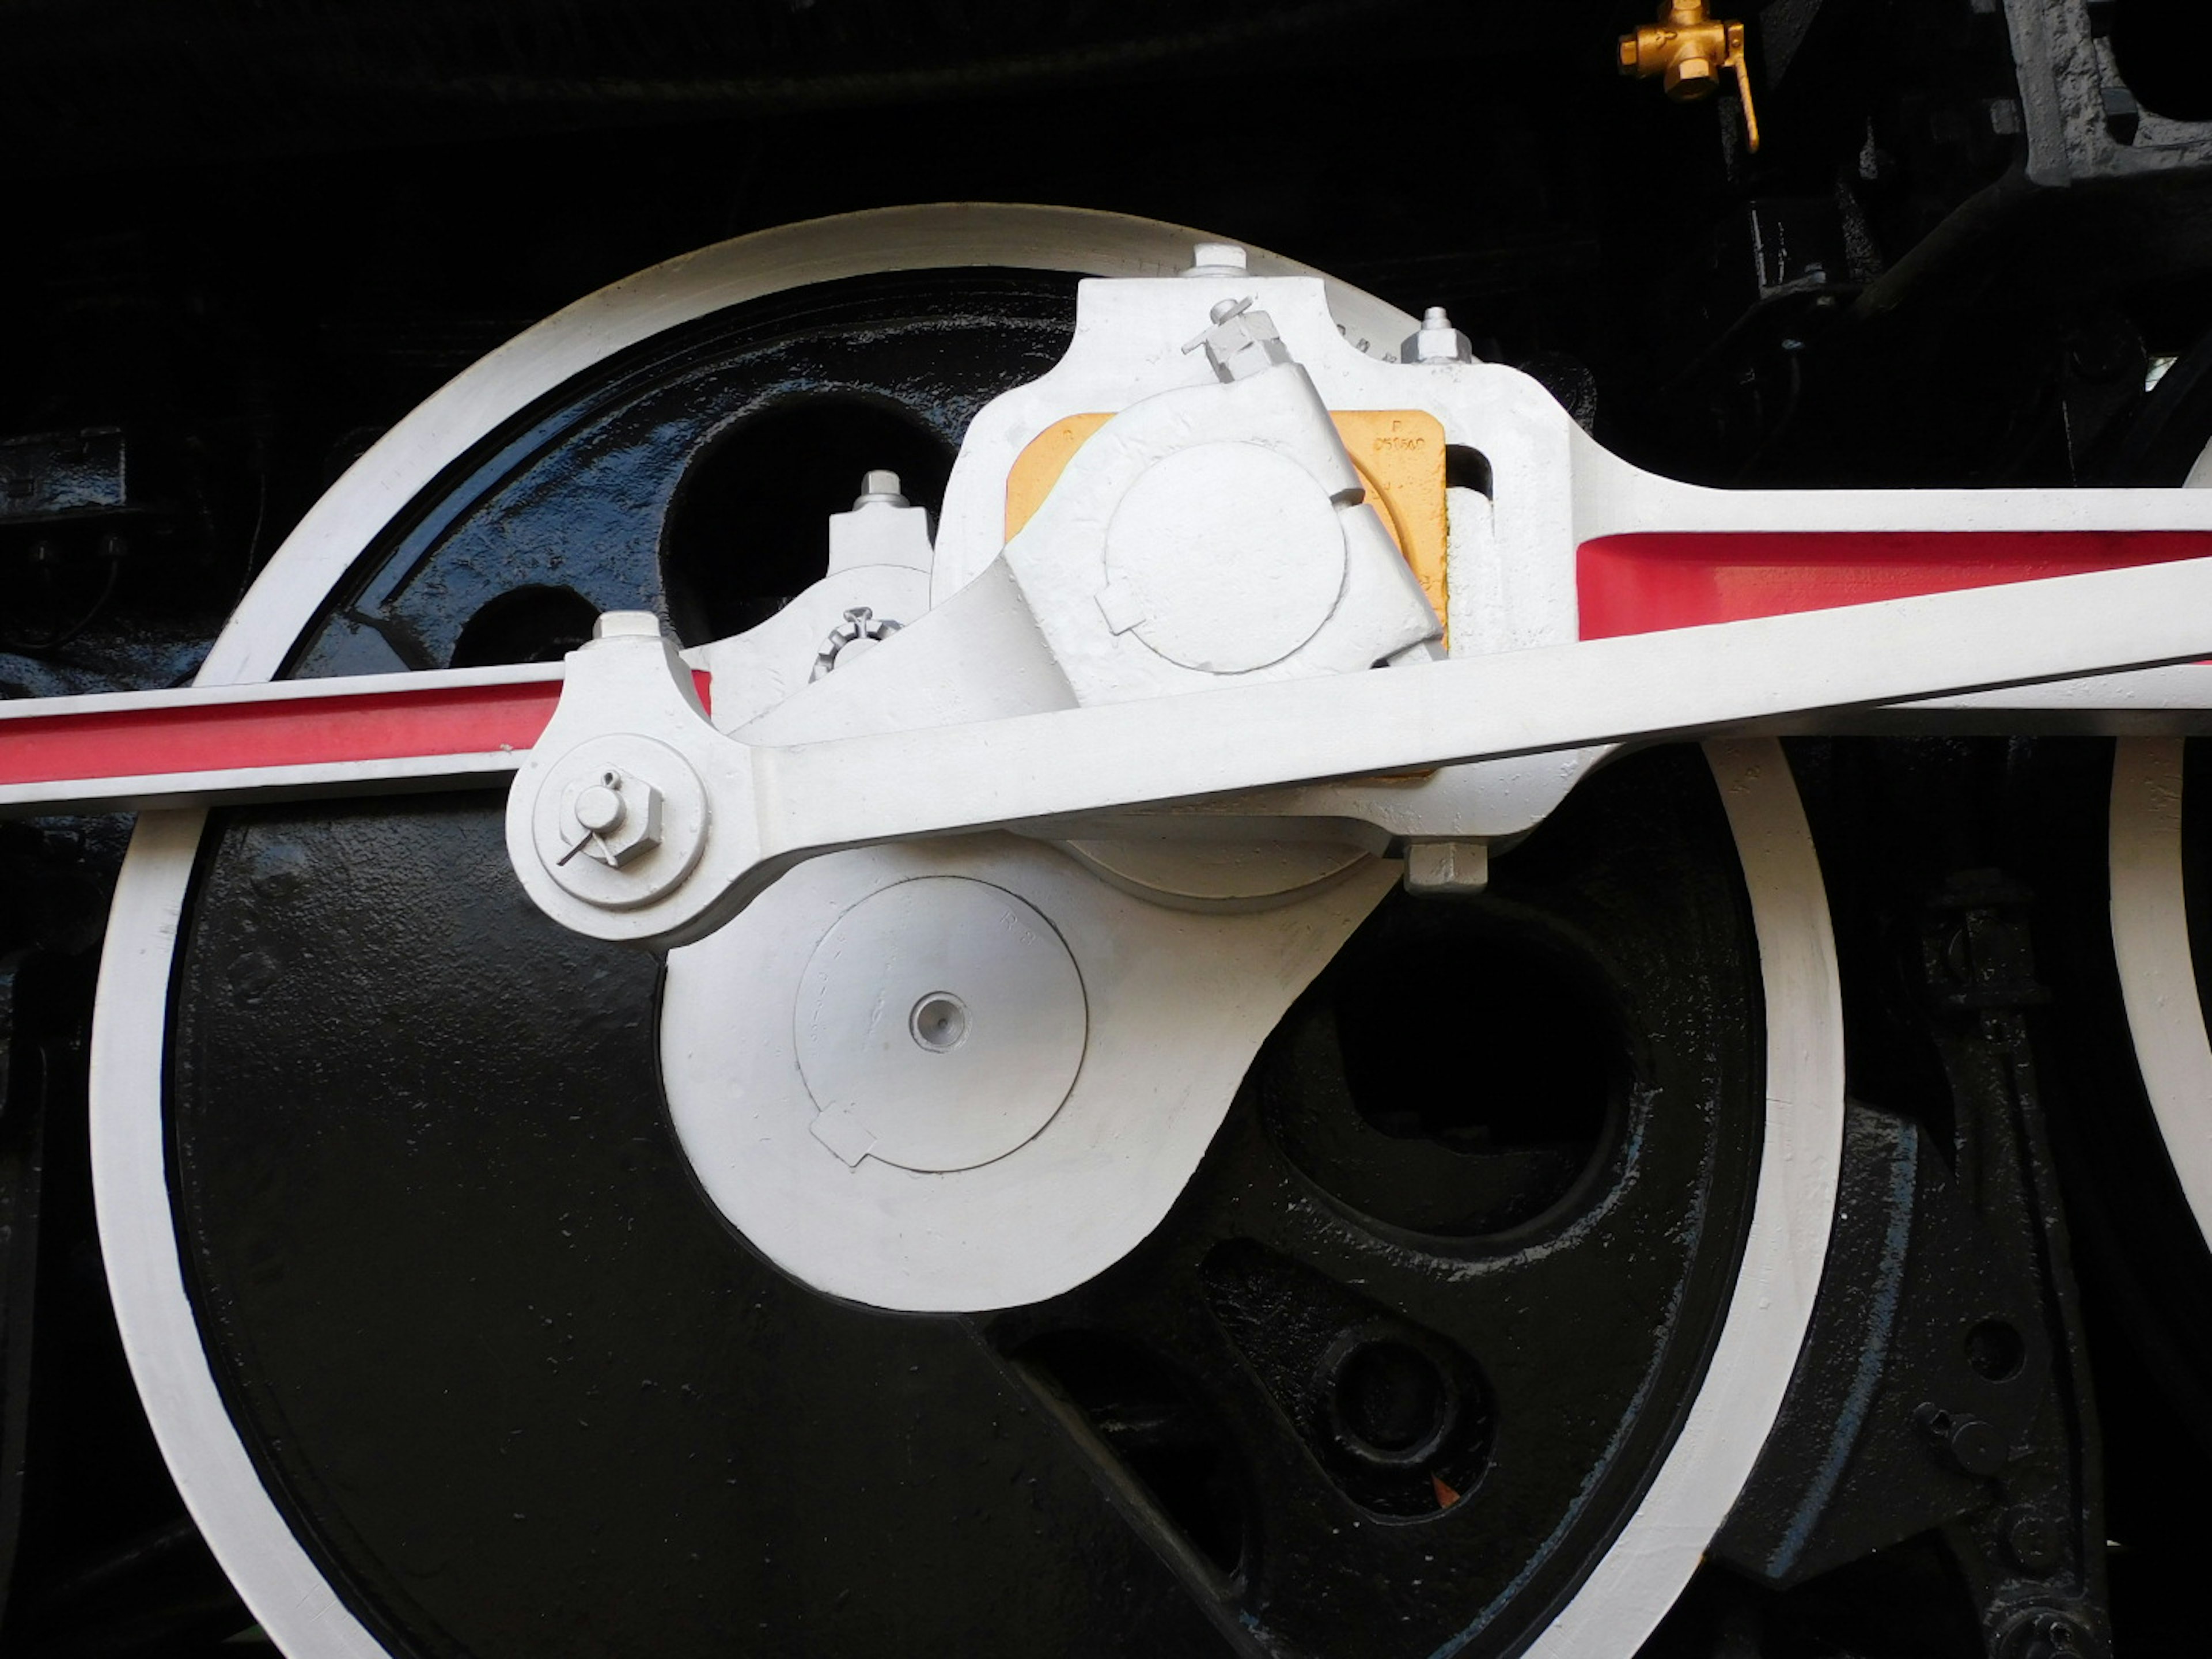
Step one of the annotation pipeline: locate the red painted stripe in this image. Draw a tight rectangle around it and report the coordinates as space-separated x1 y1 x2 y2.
1577 531 2212 639
0 669 715 789
0 681 563 788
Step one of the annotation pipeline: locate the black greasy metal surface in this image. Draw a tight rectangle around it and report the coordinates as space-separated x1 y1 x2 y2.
2001 736 2212 1652
172 797 1225 1658
283 269 1079 678
1684 737 2116 1658
0 430 127 524
0 954 45 1612
986 747 1767 1657
1713 1103 2057 1588
172 749 1765 1659
1912 870 2109 1657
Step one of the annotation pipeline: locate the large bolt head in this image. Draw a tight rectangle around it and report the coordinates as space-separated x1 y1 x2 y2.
564 767 664 869
1665 55 1717 100
531 737 707 910
853 470 909 508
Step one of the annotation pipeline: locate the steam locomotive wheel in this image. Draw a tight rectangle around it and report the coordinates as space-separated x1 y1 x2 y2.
88 208 1843 1658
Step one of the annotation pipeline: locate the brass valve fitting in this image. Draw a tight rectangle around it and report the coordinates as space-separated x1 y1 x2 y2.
1619 2 1760 152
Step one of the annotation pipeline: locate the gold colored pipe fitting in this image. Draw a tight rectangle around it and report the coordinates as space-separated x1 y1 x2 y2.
1619 1 1761 152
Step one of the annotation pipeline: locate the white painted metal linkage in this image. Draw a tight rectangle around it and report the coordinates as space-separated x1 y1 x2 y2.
504 552 2212 945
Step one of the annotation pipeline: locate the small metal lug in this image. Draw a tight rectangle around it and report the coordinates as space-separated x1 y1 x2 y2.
592 610 663 639
1094 578 1149 636
853 470 910 509
1403 839 1489 896
1402 305 1475 366
808 1107 877 1169
1183 241 1249 277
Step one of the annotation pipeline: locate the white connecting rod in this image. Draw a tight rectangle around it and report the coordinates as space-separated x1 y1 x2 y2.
509 552 2212 945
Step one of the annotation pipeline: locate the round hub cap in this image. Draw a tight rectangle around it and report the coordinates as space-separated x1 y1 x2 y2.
1104 441 1346 673
794 876 1088 1172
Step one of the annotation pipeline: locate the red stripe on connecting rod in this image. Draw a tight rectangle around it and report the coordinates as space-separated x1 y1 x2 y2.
0 669 715 788
1577 531 2212 639
0 681 563 788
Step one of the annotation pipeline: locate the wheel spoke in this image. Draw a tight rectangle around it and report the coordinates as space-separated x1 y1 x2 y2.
984 748 1768 1654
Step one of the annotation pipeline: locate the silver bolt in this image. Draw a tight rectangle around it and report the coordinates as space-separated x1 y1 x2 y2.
1184 241 1249 277
559 766 664 869
532 735 705 911
854 470 909 509
1403 305 1475 366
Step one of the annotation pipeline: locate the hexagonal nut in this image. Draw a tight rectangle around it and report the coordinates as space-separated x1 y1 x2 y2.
529 736 710 916
592 610 664 639
1619 25 1672 77
1664 55 1717 100
1199 309 1295 382
1184 241 1248 276
1404 324 1475 365
563 767 664 868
